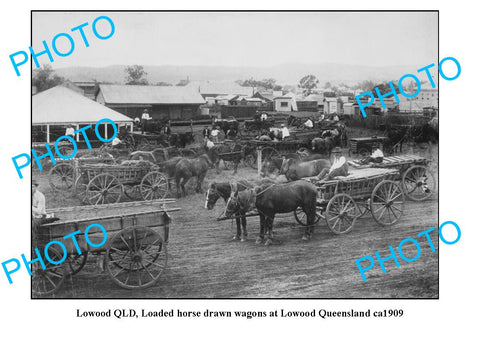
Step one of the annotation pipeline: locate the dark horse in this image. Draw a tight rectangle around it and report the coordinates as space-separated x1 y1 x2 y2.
205 180 251 241
225 180 318 245
174 154 212 197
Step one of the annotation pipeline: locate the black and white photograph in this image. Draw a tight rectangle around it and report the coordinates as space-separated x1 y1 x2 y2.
29 11 440 299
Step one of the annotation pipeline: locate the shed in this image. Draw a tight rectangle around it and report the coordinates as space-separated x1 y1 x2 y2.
96 84 206 120
33 85 133 143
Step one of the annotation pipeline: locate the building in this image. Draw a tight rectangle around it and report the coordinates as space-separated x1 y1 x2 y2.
398 86 439 111
274 92 298 112
229 96 264 106
323 97 338 114
70 75 98 100
33 85 133 143
184 81 254 98
95 84 206 120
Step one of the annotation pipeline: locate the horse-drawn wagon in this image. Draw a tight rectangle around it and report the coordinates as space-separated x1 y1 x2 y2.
295 167 404 234
33 200 179 296
73 161 170 205
348 154 436 202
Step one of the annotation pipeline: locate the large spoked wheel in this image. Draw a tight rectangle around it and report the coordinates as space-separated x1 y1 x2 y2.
140 171 169 200
402 165 436 201
32 247 67 296
293 207 322 226
370 180 404 226
124 134 135 151
105 226 167 289
49 163 75 191
74 172 89 203
67 252 88 275
86 173 123 205
325 193 358 234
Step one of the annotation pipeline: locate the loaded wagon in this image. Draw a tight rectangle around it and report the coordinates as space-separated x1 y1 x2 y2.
33 200 179 296
295 167 404 234
74 161 170 205
348 154 436 201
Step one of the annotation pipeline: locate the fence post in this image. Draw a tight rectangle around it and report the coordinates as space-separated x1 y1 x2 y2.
257 147 262 176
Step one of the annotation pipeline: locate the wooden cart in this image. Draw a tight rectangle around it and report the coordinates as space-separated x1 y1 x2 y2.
294 168 404 234
349 136 388 156
33 200 179 296
348 154 436 201
74 161 169 205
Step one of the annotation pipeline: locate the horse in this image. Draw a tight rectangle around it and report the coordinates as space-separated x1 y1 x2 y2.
174 154 212 197
225 180 318 245
205 180 251 241
312 137 335 156
280 158 331 181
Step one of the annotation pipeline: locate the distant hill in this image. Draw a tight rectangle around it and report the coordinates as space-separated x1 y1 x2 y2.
54 63 417 87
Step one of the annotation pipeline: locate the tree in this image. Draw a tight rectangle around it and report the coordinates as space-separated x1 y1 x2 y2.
32 65 65 92
237 78 282 91
298 74 319 96
156 81 173 86
324 82 332 89
125 65 149 85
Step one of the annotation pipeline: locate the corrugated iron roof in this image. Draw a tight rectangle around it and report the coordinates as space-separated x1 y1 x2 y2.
33 86 132 125
98 84 206 105
185 81 254 96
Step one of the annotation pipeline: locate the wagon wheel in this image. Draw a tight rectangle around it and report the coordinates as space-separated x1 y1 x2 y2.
370 180 404 226
32 247 67 296
124 184 142 201
325 193 358 234
105 226 167 289
293 207 322 226
124 134 135 150
66 252 88 275
74 172 89 203
402 165 436 201
49 163 75 191
140 171 169 200
86 173 123 205
355 199 369 218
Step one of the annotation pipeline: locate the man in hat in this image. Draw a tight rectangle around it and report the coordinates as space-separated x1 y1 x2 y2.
141 109 152 134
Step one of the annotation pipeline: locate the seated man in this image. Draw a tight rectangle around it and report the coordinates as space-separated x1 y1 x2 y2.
316 156 349 181
111 136 124 149
260 112 268 121
360 148 384 165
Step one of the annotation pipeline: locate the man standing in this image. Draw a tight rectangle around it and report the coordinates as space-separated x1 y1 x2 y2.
281 124 290 140
304 118 314 129
32 180 46 240
65 124 75 138
210 126 220 142
260 112 268 121
141 109 152 134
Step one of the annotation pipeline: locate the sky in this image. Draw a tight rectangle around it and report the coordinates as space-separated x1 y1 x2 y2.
31 11 438 69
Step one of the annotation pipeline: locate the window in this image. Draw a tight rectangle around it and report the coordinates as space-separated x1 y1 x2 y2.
280 102 289 107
